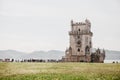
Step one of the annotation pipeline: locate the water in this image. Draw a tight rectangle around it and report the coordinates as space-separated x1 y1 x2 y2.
104 60 120 63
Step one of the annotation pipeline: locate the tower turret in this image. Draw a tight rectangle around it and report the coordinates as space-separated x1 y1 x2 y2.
64 19 93 62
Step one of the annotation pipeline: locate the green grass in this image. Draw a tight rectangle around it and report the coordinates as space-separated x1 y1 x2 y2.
0 62 120 80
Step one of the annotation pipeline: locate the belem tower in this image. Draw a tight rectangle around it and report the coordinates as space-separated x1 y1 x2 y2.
62 19 105 62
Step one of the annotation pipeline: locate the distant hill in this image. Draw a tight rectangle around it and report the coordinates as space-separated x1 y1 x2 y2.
105 50 120 60
20 50 64 60
0 50 25 59
0 50 65 60
0 49 120 61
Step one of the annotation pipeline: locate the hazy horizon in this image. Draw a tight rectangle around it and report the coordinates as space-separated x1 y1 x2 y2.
0 48 120 53
0 0 120 52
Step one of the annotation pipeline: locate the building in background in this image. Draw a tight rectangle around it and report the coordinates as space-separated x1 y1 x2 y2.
62 19 105 62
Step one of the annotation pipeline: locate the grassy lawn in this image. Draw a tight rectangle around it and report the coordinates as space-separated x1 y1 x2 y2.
0 62 120 80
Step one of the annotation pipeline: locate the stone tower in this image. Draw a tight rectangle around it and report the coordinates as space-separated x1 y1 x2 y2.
63 19 93 62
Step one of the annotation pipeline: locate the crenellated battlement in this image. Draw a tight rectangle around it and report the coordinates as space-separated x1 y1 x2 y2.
71 19 91 27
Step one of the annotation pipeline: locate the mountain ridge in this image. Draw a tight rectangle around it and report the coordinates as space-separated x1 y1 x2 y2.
0 49 120 60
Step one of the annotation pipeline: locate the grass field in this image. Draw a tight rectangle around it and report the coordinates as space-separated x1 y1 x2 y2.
0 62 120 80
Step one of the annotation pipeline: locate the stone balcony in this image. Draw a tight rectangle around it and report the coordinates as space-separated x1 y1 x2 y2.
69 31 93 36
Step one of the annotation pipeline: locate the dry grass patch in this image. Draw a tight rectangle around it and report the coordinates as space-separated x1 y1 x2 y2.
0 62 120 80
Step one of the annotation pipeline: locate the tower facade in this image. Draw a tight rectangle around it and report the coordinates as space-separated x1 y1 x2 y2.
63 19 93 62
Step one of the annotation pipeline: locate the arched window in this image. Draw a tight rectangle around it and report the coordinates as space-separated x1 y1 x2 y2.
77 41 81 44
89 41 91 47
78 48 80 52
85 46 90 54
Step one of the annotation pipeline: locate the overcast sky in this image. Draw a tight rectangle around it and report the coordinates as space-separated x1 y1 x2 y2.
0 0 120 52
